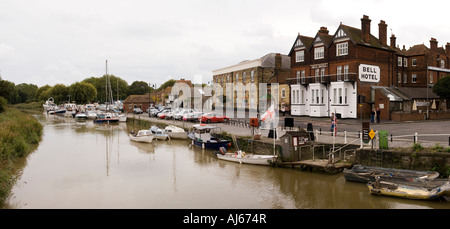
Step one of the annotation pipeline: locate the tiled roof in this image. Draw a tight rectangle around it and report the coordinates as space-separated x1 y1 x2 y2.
394 87 439 100
405 44 428 56
340 24 393 51
123 94 150 103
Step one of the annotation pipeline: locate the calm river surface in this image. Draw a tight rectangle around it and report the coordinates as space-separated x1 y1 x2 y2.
6 114 450 209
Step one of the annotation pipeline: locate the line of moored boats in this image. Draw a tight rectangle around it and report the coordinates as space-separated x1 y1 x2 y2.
43 97 127 123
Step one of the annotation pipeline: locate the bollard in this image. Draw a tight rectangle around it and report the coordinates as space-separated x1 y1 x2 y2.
360 132 363 148
344 130 347 144
391 134 393 142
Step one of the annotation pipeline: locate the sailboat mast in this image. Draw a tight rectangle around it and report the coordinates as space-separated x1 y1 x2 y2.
106 60 108 105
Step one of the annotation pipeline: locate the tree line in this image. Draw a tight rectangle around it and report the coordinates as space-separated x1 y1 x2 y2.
0 75 176 105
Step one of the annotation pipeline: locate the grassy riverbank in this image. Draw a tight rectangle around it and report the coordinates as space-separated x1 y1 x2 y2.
0 107 43 208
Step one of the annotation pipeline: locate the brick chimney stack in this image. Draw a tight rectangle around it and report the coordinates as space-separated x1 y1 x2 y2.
378 20 387 46
390 34 396 48
361 15 371 43
319 26 329 34
430 38 438 50
446 42 450 57
275 53 282 70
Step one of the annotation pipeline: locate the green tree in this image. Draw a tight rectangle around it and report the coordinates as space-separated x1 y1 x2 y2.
15 83 38 103
433 75 450 100
83 74 129 103
69 82 97 104
48 84 68 104
129 81 151 95
157 79 176 92
0 79 18 104
35 85 51 102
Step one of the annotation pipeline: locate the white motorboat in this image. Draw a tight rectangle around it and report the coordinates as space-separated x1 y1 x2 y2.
75 113 88 120
86 110 97 119
150 126 169 140
164 125 188 139
215 148 277 166
129 130 153 143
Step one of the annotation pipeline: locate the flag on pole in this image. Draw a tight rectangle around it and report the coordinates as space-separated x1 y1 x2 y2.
261 103 275 122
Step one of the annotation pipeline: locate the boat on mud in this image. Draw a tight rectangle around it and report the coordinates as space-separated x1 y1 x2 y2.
367 177 450 200
344 165 439 183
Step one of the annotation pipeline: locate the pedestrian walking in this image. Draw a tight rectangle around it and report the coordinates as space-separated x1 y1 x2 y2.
370 109 375 123
376 107 381 123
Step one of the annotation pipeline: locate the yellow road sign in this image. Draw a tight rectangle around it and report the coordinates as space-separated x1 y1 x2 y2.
369 129 375 139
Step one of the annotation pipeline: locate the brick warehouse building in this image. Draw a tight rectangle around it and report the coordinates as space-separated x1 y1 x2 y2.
288 15 450 120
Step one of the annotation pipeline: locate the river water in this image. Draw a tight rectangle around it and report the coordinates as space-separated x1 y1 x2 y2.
6 114 449 209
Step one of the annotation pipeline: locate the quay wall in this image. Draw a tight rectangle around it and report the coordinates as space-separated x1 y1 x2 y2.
354 149 450 177
127 116 450 177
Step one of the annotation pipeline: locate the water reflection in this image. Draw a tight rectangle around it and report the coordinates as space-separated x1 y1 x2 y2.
5 113 450 209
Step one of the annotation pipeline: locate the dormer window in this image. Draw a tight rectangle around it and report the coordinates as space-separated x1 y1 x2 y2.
336 28 347 38
296 39 303 47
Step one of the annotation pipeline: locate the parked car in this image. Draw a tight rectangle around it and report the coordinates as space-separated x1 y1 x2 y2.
184 111 203 122
166 109 183 120
133 108 143 114
148 108 159 117
153 107 170 117
199 112 229 123
174 109 194 120
157 110 170 119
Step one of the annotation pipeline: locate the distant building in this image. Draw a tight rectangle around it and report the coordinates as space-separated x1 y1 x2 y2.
123 94 151 113
212 53 291 113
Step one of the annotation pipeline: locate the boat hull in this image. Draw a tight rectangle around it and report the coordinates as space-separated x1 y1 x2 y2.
167 132 188 139
153 135 169 140
344 165 439 183
367 179 450 200
130 136 153 143
217 153 277 166
93 118 119 123
191 139 231 150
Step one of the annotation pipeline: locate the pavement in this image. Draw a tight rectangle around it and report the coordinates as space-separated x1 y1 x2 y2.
127 113 450 150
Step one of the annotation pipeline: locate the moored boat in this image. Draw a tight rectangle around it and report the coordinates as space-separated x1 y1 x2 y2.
129 130 153 143
188 124 231 150
215 147 277 166
75 113 88 120
86 110 97 119
150 126 169 140
343 165 439 183
93 113 119 123
164 125 188 139
367 177 450 200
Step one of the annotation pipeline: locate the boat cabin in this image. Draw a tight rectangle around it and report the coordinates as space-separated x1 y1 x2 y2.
192 124 219 142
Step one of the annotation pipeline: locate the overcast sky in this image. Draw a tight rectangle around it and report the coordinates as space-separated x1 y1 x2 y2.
1 0 450 88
